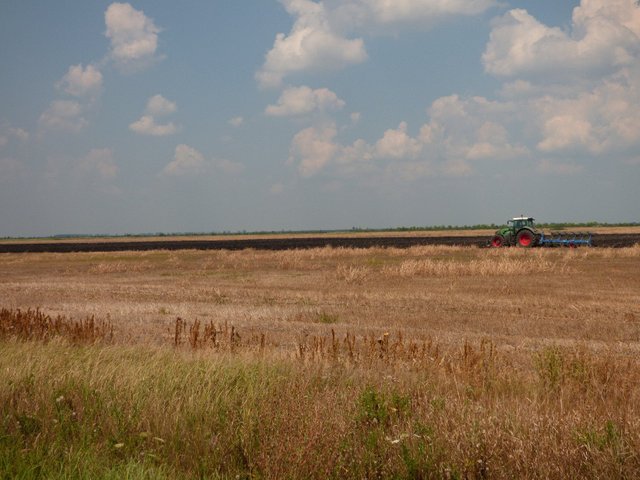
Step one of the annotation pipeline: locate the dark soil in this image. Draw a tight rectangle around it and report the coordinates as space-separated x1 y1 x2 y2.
0 233 638 253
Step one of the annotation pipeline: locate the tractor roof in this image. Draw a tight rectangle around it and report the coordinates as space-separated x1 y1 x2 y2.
511 216 534 221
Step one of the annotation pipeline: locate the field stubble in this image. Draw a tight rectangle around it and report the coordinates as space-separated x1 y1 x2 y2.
1 244 640 478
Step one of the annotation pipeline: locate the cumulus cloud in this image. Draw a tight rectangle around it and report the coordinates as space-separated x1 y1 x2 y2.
287 95 529 179
258 0 496 87
531 67 640 155
537 115 594 153
266 86 345 116
105 2 161 71
424 94 530 162
288 124 339 176
483 0 640 79
328 0 497 28
56 64 103 97
374 122 422 159
478 0 640 162
79 148 119 179
257 0 367 88
38 100 87 133
162 144 206 176
145 94 176 116
288 81 637 183
162 144 245 176
130 94 179 136
129 116 177 136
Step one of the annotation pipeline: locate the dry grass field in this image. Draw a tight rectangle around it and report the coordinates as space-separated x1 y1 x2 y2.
2 244 640 478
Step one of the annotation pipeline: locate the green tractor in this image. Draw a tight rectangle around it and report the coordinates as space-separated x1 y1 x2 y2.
490 216 540 248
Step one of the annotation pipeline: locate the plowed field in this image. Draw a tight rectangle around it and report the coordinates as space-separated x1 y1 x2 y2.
0 232 638 253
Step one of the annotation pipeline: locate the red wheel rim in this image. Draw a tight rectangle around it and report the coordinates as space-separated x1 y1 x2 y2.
491 237 502 247
519 233 532 246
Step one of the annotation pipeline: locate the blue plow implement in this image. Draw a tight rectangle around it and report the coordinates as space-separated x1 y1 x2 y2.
538 231 592 247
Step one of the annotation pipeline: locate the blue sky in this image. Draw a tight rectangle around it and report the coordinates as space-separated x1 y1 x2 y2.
1 0 639 236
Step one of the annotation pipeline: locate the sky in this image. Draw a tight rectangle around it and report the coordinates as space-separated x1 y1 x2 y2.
0 0 639 237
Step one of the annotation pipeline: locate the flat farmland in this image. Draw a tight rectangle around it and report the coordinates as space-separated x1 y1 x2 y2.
2 226 640 252
2 244 640 478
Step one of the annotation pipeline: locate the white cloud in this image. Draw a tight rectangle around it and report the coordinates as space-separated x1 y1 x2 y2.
56 64 103 97
229 116 244 127
537 115 594 153
287 121 428 179
288 123 339 176
130 95 179 136
266 86 345 116
257 0 367 88
532 67 640 155
374 122 422 159
423 94 529 163
162 144 206 176
105 2 161 71
483 0 640 79
129 115 177 136
282 0 640 182
466 121 529 160
161 145 244 177
79 148 119 180
338 138 374 164
478 0 640 161
329 0 497 28
145 94 176 116
258 0 496 87
38 100 87 133
286 95 529 179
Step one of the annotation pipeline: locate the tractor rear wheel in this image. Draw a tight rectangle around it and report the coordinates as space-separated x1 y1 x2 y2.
516 229 536 247
490 235 505 247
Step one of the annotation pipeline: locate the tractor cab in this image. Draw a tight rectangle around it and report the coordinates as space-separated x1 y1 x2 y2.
508 217 535 231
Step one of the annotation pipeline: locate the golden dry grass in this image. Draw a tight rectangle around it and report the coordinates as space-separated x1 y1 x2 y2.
2 244 639 349
1 244 640 478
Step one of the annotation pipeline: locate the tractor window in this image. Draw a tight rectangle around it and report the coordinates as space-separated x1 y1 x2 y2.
512 219 534 229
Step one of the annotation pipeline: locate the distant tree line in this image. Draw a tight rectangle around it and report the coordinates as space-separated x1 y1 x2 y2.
2 221 638 240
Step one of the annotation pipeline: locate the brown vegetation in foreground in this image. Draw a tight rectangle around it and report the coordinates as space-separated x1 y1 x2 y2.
0 308 113 344
1 244 640 478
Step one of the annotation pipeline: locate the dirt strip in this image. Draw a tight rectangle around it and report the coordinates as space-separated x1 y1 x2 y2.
0 233 638 253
